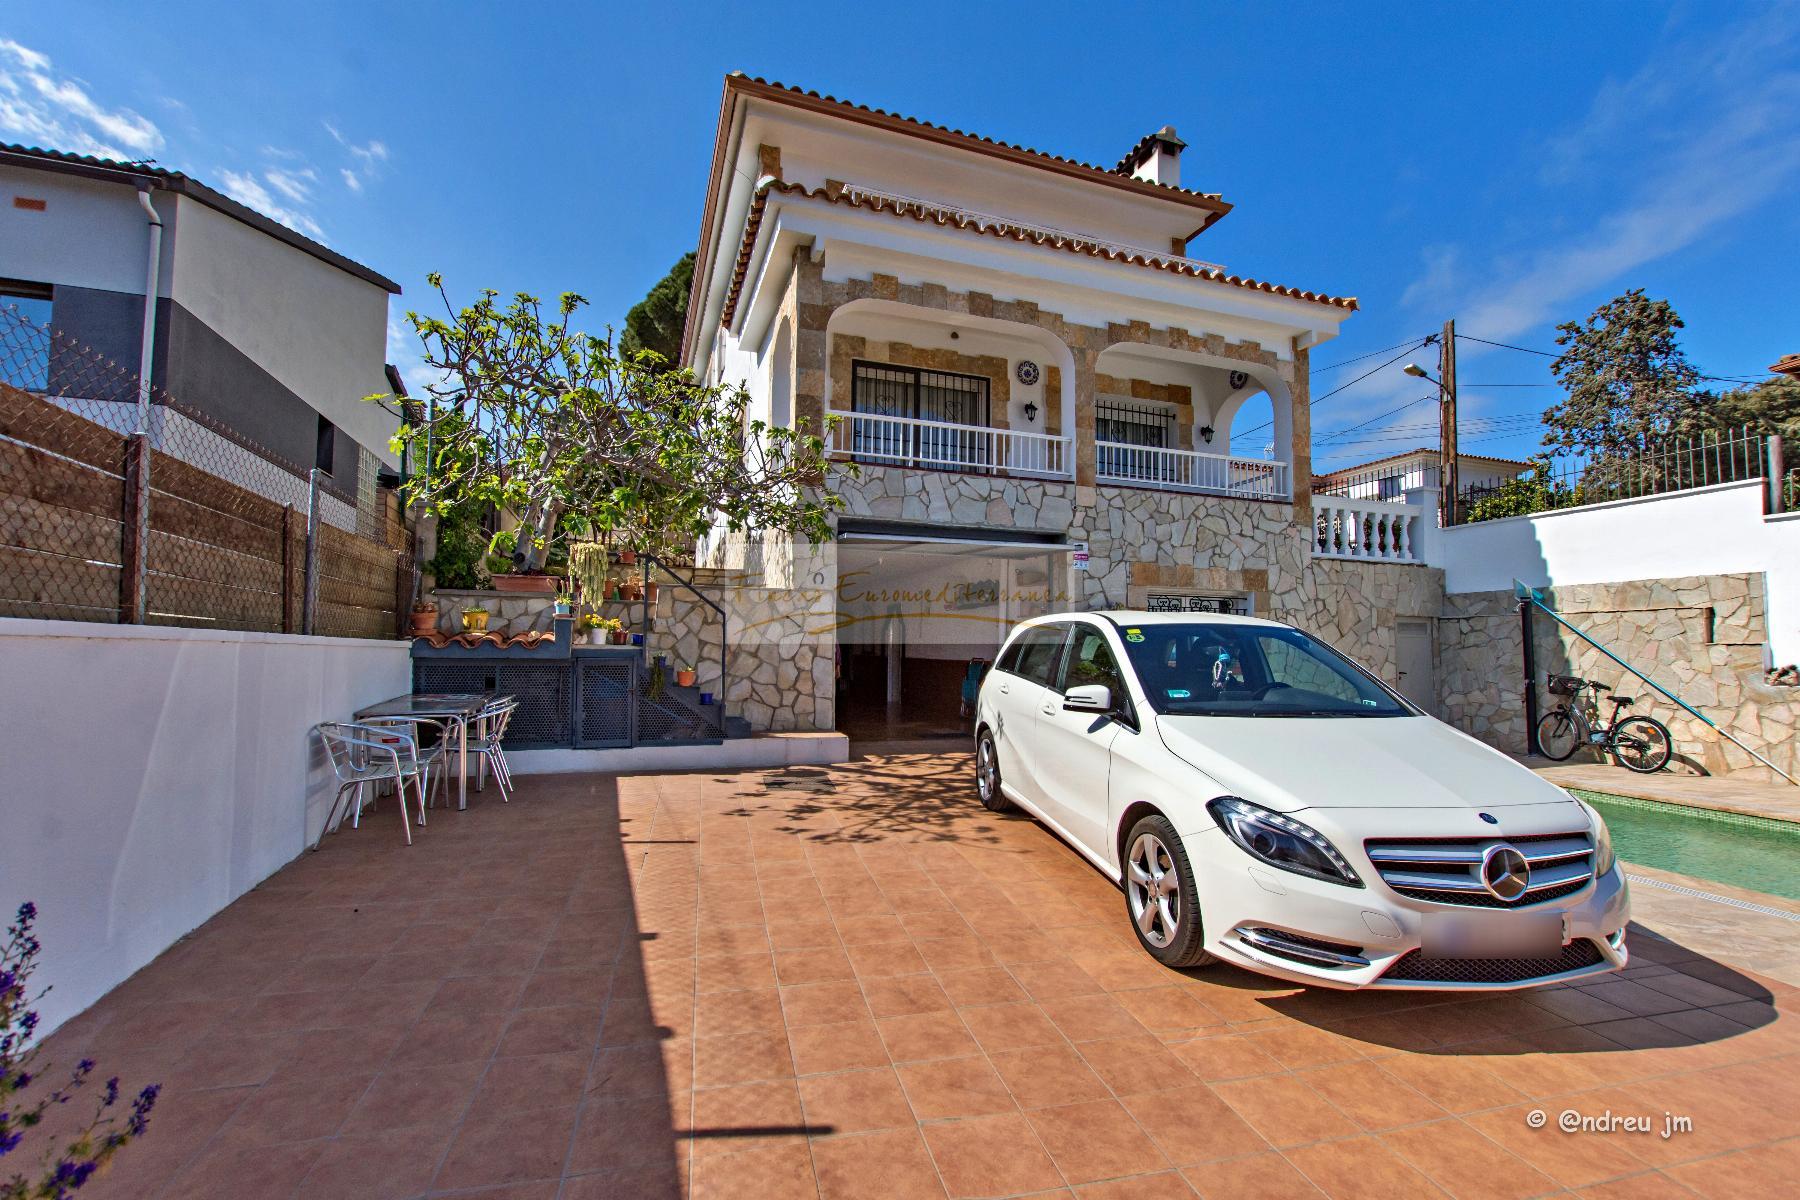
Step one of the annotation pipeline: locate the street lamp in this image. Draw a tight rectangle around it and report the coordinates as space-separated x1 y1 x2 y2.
1402 363 1437 383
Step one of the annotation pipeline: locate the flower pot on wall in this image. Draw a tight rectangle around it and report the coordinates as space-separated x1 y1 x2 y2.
645 582 661 603
491 574 559 595
675 668 696 688
617 549 637 566
461 609 490 633
587 629 605 646
410 607 438 636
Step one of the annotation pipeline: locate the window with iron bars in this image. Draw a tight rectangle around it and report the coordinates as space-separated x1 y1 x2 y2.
1096 396 1177 481
849 360 992 469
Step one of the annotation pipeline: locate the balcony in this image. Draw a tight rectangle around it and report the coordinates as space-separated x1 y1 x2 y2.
826 408 1073 480
1096 441 1291 500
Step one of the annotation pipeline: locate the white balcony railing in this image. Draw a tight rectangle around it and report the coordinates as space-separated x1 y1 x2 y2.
1095 442 1291 500
827 410 1072 479
1312 495 1425 563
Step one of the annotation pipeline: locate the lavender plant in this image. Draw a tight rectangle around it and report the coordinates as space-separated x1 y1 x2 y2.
1 904 158 1200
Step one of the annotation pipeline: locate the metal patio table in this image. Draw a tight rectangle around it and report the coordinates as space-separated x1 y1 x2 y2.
355 692 494 810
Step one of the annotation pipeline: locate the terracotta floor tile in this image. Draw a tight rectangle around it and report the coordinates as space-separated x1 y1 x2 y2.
389 1010 508 1068
1382 1118 1558 1200
775 946 858 986
1027 1098 1170 1185
990 1043 1113 1110
799 1066 917 1134
959 1001 1065 1054
694 1029 795 1088
1660 1138 1800 1197
566 1094 682 1175
498 1004 603 1058
1245 1024 1367 1070
1076 1034 1199 1096
792 1019 892 1075
1375 1053 1531 1115
688 1141 817 1200
1078 1170 1199 1198
1170 1034 1287 1082
1463 1104 1650 1189
1011 959 1105 1001
1299 1060 1449 1132
689 1078 806 1156
1283 1135 1443 1200
937 966 1030 1008
1112 985 1226 1034
695 986 786 1037
214 1071 374 1147
589 1040 686 1100
864 973 957 1019
811 1127 948 1200
1182 1152 1326 1199
294 1128 453 1200
1122 1084 1268 1166
878 1009 980 1063
161 1138 327 1200
782 979 873 1027
474 1050 590 1113
896 1055 1018 1120
696 950 778 993
767 920 843 951
348 1060 486 1131
922 1112 1065 1198
434 1102 580 1190
1039 993 1151 1043
1211 1075 1360 1149
1570 1171 1705 1199
914 936 998 973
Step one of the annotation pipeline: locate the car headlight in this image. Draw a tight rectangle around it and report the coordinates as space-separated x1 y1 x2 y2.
1207 797 1363 888
1587 804 1617 875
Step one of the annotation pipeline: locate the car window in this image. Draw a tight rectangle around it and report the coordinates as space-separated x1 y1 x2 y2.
994 636 1025 677
1117 621 1409 717
1259 637 1363 704
1009 625 1068 688
1061 625 1126 700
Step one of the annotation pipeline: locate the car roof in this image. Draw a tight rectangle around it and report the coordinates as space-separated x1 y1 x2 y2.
1012 610 1290 632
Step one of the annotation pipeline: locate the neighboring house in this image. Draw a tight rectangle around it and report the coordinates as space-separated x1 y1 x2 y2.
0 143 403 530
1312 448 1532 502
681 75 1446 735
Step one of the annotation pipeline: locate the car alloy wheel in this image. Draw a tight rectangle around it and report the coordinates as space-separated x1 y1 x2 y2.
1127 832 1182 947
974 731 1013 812
1121 814 1214 969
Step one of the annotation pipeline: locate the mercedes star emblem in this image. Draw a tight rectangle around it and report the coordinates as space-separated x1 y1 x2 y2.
1480 844 1531 902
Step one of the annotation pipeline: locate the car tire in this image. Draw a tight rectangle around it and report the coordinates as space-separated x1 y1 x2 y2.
1123 814 1214 969
974 730 1014 812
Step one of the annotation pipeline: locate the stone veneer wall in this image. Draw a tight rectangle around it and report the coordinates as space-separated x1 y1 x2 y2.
1438 573 1796 781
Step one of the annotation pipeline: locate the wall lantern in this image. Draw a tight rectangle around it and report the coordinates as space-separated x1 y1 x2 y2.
1023 400 1039 424
1199 425 1215 444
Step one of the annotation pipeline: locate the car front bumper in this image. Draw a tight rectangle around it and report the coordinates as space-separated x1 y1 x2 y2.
1187 827 1631 990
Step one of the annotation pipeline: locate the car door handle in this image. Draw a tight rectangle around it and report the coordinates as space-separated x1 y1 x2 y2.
998 682 1010 694
1039 700 1057 715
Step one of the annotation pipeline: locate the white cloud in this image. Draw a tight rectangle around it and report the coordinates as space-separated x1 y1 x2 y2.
0 38 162 160
340 167 362 193
326 120 388 192
264 164 317 205
1408 13 1800 344
217 168 326 240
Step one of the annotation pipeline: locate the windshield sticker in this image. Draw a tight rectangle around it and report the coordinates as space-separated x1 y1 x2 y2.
1166 688 1192 699
1125 628 1145 642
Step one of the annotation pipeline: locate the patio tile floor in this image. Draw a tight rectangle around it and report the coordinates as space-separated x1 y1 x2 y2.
37 750 1800 1198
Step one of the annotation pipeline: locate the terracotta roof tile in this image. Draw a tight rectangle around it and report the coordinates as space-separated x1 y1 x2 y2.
733 75 1225 204
1770 353 1800 378
718 180 1357 328
412 630 560 650
1110 127 1186 176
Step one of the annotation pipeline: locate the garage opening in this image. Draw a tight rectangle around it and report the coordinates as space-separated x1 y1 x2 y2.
835 526 1074 743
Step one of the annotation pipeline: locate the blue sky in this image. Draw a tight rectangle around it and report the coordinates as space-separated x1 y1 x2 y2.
5 1 1797 468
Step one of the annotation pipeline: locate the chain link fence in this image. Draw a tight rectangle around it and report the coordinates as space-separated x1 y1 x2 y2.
0 305 411 637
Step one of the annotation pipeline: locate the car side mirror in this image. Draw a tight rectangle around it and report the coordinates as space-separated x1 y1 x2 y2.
1063 684 1112 712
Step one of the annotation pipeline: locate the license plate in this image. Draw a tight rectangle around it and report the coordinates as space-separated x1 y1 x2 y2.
1421 911 1563 959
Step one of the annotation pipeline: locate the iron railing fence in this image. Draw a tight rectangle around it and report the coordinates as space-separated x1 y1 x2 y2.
1429 427 1781 524
0 305 410 637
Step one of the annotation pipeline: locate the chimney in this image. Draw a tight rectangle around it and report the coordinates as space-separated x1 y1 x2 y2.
1130 125 1186 188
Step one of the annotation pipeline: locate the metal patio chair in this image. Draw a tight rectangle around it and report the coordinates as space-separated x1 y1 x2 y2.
313 721 432 848
360 715 453 813
468 697 519 801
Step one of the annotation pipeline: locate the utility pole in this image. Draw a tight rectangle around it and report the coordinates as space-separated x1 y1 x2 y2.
1438 318 1459 527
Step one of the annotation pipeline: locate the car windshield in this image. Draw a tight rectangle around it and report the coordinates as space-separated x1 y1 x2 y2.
1116 621 1412 718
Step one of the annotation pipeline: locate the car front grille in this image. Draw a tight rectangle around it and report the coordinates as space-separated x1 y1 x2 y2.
1363 831 1595 908
1381 938 1605 984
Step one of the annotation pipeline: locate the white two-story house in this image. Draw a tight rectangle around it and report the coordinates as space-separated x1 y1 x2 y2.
680 75 1442 737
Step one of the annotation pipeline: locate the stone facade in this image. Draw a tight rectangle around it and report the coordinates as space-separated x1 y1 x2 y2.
1438 573 1797 782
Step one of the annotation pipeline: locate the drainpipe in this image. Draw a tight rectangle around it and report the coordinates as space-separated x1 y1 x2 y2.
134 186 163 434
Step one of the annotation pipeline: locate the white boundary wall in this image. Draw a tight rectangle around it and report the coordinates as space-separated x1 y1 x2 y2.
1435 480 1800 663
0 620 409 1033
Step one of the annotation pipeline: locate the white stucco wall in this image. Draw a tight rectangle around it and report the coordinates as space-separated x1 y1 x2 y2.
1435 480 1800 663
0 167 178 297
0 620 410 1033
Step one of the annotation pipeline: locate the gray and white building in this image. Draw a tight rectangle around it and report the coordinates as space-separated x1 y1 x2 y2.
0 143 404 523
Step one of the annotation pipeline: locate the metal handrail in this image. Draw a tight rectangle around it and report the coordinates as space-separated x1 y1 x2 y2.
827 408 1072 478
1095 439 1291 499
1515 581 1796 786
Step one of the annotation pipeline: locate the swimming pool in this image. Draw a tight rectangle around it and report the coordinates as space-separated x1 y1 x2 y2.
1570 789 1800 902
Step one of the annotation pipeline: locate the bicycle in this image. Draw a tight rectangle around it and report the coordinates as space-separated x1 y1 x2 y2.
1535 675 1673 773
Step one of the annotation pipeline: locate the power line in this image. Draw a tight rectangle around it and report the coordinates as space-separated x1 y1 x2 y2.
1238 339 1430 437
1315 395 1436 444
1312 334 1437 374
1456 332 1766 385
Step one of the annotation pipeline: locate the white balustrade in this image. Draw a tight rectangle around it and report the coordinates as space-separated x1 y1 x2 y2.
826 410 1072 479
1311 495 1425 563
1095 441 1291 500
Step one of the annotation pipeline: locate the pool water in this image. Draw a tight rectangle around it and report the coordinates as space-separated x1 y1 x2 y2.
1576 791 1800 902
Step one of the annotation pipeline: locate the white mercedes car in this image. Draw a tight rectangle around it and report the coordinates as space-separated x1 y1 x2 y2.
973 611 1629 990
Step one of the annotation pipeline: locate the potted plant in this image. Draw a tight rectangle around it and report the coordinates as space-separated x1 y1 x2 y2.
645 580 661 603
647 657 667 700
620 579 642 602
576 612 606 645
675 662 697 688
603 579 620 602
487 531 561 594
409 601 438 636
611 623 630 645
460 606 490 633
554 593 573 617
616 548 637 566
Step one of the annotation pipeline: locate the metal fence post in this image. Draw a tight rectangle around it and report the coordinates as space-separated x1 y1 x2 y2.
1769 434 1786 516
119 432 151 623
302 468 321 635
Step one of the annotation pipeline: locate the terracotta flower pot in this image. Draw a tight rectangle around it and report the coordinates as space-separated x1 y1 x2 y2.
617 550 637 565
409 610 438 636
460 610 490 633
611 629 630 645
675 668 696 688
491 573 559 595
645 582 661 603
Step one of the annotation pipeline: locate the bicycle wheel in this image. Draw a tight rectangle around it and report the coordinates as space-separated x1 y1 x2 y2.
1612 716 1672 773
1535 710 1579 761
